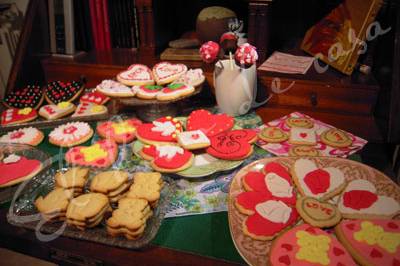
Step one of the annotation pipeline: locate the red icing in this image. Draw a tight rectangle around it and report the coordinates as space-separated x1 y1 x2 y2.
161 84 187 93
236 191 271 212
1 108 37 125
303 169 331 194
141 145 158 158
393 259 400 266
0 156 41 185
199 41 220 63
44 106 56 114
281 244 293 251
278 255 291 265
63 126 77 134
10 131 25 139
96 118 142 144
80 91 109 104
333 247 345 256
243 171 267 192
371 248 383 258
141 144 193 170
346 223 355 230
136 116 182 143
300 133 307 138
343 190 378 210
388 222 399 229
186 109 234 137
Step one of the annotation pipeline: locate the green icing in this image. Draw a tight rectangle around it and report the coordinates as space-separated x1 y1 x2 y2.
168 83 185 90
144 85 162 90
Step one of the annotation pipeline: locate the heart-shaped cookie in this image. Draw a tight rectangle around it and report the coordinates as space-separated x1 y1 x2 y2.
39 101 76 120
96 80 137 97
65 139 118 168
152 62 187 85
80 91 110 105
1 108 38 125
296 197 341 228
45 80 84 104
292 158 346 200
3 85 44 109
186 109 234 137
72 102 108 117
136 116 183 145
0 154 42 187
117 64 154 86
337 179 400 219
97 118 142 144
206 129 257 160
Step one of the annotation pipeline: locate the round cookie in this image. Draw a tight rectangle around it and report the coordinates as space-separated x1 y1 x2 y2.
0 154 43 188
0 127 44 146
285 117 314 128
49 122 93 147
321 128 352 148
289 145 320 156
296 196 342 228
258 127 288 143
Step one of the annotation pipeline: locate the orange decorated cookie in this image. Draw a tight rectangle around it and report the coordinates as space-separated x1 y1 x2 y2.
270 224 356 266
49 122 93 147
136 116 183 145
321 128 352 148
258 127 288 143
97 118 142 144
335 219 400 266
186 109 234 137
1 108 37 125
65 139 118 168
0 154 42 187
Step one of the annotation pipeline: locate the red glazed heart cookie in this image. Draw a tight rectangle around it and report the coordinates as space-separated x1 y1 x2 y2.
140 144 194 173
152 62 187 85
80 91 110 105
337 179 400 219
117 64 154 86
49 122 94 147
97 118 142 144
65 139 118 168
206 129 257 160
186 109 234 137
1 108 38 126
0 154 42 187
335 219 400 266
0 127 44 146
270 224 356 266
291 158 346 200
136 116 183 145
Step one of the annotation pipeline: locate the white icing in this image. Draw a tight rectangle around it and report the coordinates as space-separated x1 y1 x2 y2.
0 127 40 144
119 65 152 80
290 128 316 144
265 173 293 198
96 80 134 94
151 121 176 136
255 200 292 223
3 154 21 164
193 153 217 166
156 145 184 159
49 122 91 142
173 68 204 86
154 62 187 80
177 130 210 146
40 103 74 119
293 158 345 198
72 103 107 117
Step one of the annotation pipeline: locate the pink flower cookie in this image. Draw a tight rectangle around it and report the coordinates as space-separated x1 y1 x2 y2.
49 122 94 147
0 127 44 146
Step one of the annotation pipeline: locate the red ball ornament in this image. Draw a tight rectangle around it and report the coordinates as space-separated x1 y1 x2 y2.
199 41 220 63
235 43 258 67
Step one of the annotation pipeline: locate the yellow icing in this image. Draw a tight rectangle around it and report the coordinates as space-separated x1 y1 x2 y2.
18 107 32 115
57 101 71 109
81 144 107 162
90 105 105 113
111 122 135 135
354 221 400 253
295 231 331 265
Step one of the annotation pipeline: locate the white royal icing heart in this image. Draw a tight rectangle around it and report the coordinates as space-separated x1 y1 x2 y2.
255 200 292 223
265 173 293 198
156 145 184 160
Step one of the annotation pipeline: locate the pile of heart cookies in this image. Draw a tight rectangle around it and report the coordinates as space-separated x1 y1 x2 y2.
95 62 205 101
232 157 400 266
134 109 258 173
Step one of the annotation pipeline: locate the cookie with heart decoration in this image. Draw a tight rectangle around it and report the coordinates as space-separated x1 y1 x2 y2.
39 101 76 120
140 144 194 173
289 127 317 146
1 108 38 126
97 118 142 144
72 102 108 117
136 116 183 145
206 129 257 160
117 64 154 86
152 62 187 85
296 197 342 228
335 219 400 266
80 90 110 105
0 127 44 146
0 154 43 188
156 83 195 101
3 85 44 109
337 179 400 219
270 224 356 266
291 158 347 200
186 109 234 137
49 122 94 147
65 139 118 168
45 81 84 104
96 80 137 97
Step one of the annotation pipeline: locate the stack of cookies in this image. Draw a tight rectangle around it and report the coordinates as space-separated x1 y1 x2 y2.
66 193 110 230
126 172 163 207
35 188 74 221
90 170 130 202
55 167 89 197
106 198 152 240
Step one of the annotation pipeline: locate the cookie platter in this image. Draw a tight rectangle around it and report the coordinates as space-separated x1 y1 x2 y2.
228 157 400 266
7 166 176 249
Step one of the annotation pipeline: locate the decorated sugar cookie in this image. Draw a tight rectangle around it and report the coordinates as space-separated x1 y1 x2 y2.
72 102 108 117
285 117 314 128
321 128 353 148
296 197 341 228
289 145 320 156
39 101 76 120
1 108 38 125
140 144 194 173
96 80 137 97
172 68 205 87
335 219 400 266
65 139 118 168
258 127 288 143
270 224 356 266
0 154 42 187
80 90 110 105
152 62 187 85
291 158 346 200
136 85 163 99
337 179 400 219
49 122 94 147
206 129 257 160
117 64 154 86
136 116 183 145
176 130 210 150
0 127 44 146
97 118 142 144
156 83 195 101
45 80 84 104
186 109 234 137
289 127 317 146
3 85 44 109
